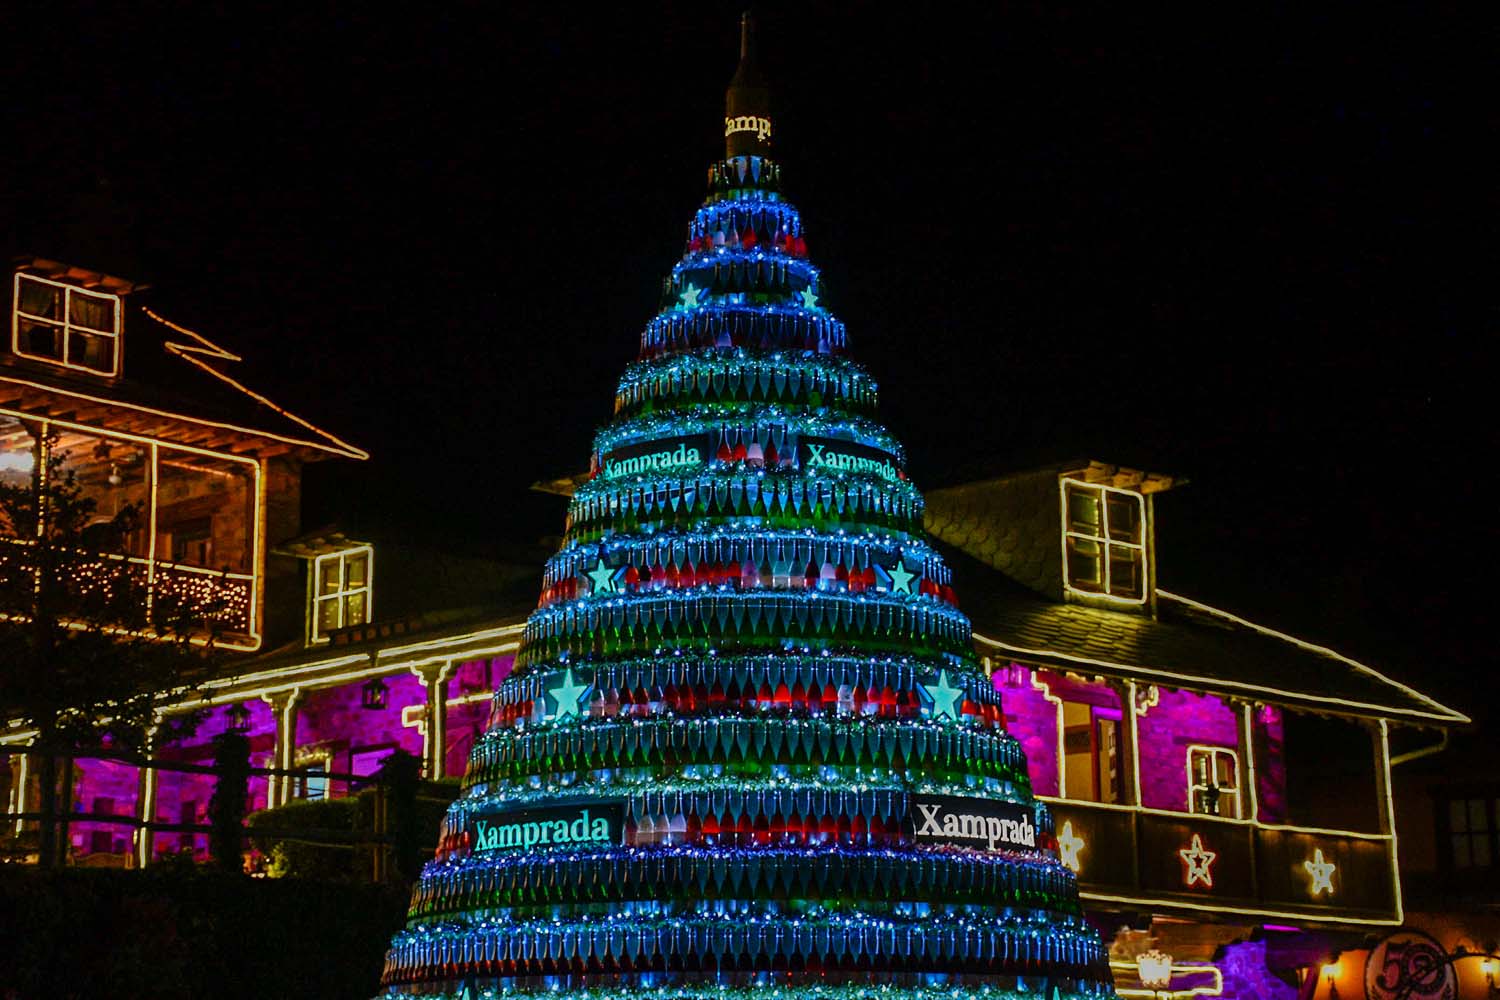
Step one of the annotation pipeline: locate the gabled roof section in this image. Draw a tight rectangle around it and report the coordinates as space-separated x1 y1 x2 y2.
946 545 1468 725
3 258 366 461
925 461 1176 602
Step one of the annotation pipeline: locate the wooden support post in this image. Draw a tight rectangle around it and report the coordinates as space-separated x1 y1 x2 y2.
263 690 303 807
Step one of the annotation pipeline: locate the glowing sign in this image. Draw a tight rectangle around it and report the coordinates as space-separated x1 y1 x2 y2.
599 435 708 480
909 794 1037 851
799 437 902 482
467 800 625 855
1179 833 1217 888
724 115 772 141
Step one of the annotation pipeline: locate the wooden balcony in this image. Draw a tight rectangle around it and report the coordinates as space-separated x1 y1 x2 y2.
1047 798 1400 927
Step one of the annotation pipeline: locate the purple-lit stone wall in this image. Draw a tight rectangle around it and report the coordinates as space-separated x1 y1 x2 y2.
1137 688 1240 813
1255 704 1287 822
1219 939 1297 1000
68 756 139 860
296 674 426 778
993 666 1060 796
446 656 512 779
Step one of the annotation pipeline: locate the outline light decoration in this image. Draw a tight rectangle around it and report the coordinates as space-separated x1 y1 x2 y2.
1057 819 1085 873
1109 958 1224 999
1304 847 1336 896
1179 833 1217 889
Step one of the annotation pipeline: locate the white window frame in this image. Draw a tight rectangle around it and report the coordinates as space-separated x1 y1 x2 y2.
1059 477 1148 605
12 273 122 377
310 545 373 643
1186 744 1241 819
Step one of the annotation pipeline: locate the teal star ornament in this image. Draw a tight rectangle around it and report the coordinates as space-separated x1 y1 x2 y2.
887 559 918 595
798 286 818 309
586 558 621 595
678 283 704 308
921 669 966 721
546 668 592 722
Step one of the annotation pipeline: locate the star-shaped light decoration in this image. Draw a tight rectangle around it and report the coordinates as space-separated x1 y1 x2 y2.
887 559 918 595
678 283 704 308
1057 820 1086 873
1179 833 1217 888
545 668 593 723
586 557 622 595
798 285 818 309
920 669 966 722
1303 848 1336 896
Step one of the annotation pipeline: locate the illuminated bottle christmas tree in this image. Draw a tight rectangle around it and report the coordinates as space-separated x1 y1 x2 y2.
378 16 1115 1000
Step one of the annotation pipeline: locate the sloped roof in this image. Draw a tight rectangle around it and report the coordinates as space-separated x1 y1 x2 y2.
943 545 1468 725
2 260 366 460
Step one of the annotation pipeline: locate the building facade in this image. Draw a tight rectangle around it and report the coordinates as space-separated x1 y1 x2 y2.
1 263 1475 996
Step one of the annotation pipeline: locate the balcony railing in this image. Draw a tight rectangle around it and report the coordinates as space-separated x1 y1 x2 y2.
1047 798 1399 926
0 537 254 640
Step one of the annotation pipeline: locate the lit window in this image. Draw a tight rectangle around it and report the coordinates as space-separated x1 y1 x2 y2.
1187 746 1240 818
1062 479 1147 602
1061 700 1125 804
1446 797 1496 870
311 546 372 642
12 273 121 375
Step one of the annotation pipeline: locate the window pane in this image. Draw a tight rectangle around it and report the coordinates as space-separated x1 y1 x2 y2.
1067 488 1101 534
317 596 340 631
1106 494 1142 543
71 332 115 373
344 591 367 626
1067 537 1102 590
319 559 341 595
1473 835 1492 868
1470 799 1489 833
1214 752 1237 787
1452 835 1471 868
345 553 367 587
68 291 115 333
18 319 62 359
1451 799 1471 833
1108 545 1143 597
17 277 62 319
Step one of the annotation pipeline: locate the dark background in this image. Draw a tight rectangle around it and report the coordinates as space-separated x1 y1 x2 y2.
2 3 1487 723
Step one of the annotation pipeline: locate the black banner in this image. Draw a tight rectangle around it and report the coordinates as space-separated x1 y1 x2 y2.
598 435 712 480
467 799 627 854
798 436 903 481
907 794 1038 851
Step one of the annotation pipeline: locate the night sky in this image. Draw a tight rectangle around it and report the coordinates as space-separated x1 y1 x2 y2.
3 5 1487 722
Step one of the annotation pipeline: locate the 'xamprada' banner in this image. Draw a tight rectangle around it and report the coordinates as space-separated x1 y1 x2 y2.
466 799 626 854
908 794 1037 851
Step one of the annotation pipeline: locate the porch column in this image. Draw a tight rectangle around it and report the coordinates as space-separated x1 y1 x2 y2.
263 690 303 807
416 664 455 780
133 723 159 868
1120 681 1141 807
1236 701 1259 822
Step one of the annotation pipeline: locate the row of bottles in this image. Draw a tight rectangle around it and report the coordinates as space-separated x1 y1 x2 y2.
546 536 944 593
640 309 846 358
492 657 998 719
705 155 782 199
538 563 958 609
466 718 1023 786
518 593 970 668
661 259 808 308
383 917 1104 984
614 355 877 417
687 201 805 258
565 472 922 541
411 852 1076 918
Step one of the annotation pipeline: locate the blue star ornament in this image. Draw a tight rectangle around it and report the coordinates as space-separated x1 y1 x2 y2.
921 669 966 721
546 668 593 722
678 283 704 308
887 559 918 595
798 285 818 309
586 558 622 595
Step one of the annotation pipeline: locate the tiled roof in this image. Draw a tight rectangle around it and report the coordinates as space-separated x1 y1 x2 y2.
944 546 1468 725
